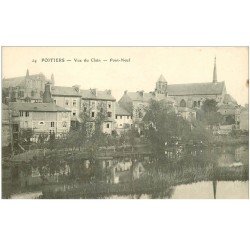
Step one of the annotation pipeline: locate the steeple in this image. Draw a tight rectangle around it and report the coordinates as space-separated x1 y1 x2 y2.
213 57 217 83
51 74 55 86
155 74 168 94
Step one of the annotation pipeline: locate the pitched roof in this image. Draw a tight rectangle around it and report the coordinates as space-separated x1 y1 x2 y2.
51 86 82 97
157 74 167 83
124 91 175 104
223 94 238 104
81 89 116 101
115 103 131 116
9 102 71 113
168 81 225 96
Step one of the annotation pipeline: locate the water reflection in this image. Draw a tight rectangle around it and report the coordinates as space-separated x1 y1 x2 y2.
170 181 248 199
4 144 249 199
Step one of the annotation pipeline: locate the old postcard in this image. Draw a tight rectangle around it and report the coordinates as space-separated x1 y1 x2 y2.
1 47 249 199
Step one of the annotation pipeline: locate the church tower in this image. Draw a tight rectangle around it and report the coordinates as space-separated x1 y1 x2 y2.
213 57 217 83
155 74 168 94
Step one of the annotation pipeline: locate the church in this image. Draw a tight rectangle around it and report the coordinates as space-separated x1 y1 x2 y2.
154 58 228 108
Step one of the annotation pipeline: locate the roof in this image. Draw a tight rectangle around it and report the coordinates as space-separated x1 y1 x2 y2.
115 103 131 116
223 94 238 104
218 103 237 110
9 102 71 113
2 73 47 88
168 81 225 96
157 74 167 83
51 86 82 97
81 89 116 101
123 91 175 104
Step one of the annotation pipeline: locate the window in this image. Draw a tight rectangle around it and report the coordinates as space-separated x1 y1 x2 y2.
91 112 95 118
108 102 111 108
193 101 197 107
62 121 67 127
116 115 118 119
54 100 57 104
84 107 87 112
31 90 35 97
25 111 29 117
73 112 76 116
91 101 95 107
19 91 24 98
127 116 129 119
106 123 110 128
65 99 69 106
51 122 55 127
20 111 24 117
73 100 77 107
198 101 201 107
120 115 122 119
39 121 45 125
107 112 112 118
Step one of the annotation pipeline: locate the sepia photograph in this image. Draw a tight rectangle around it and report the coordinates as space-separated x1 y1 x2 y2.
1 46 249 199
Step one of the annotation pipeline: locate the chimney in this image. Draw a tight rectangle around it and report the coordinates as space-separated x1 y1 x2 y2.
90 88 97 96
51 74 55 86
73 85 80 92
43 82 53 103
106 89 111 95
137 90 144 97
124 90 128 94
26 69 29 78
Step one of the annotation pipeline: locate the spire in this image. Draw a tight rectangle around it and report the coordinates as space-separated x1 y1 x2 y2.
26 69 29 78
158 74 167 83
213 57 217 83
51 74 55 85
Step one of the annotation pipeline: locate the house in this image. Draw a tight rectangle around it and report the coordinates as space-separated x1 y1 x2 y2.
51 85 82 127
239 106 248 131
114 103 133 134
2 104 11 147
81 88 116 134
119 89 176 123
9 102 71 140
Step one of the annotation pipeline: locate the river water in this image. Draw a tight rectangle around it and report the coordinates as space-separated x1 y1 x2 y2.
6 144 249 199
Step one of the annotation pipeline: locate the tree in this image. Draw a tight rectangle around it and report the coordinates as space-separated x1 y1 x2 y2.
18 128 34 147
199 99 223 126
143 99 191 162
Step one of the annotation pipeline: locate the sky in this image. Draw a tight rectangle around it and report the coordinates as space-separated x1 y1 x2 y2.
2 47 249 105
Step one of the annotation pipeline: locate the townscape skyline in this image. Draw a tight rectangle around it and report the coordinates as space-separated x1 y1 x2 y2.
2 47 248 105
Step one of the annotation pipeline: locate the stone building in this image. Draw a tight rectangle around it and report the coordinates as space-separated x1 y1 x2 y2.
2 69 54 103
51 85 82 127
2 104 11 147
118 89 177 124
9 102 71 139
155 58 227 109
239 106 249 131
81 88 116 134
114 102 133 134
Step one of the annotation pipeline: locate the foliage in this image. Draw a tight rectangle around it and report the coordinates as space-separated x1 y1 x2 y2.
199 99 223 126
18 129 34 146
